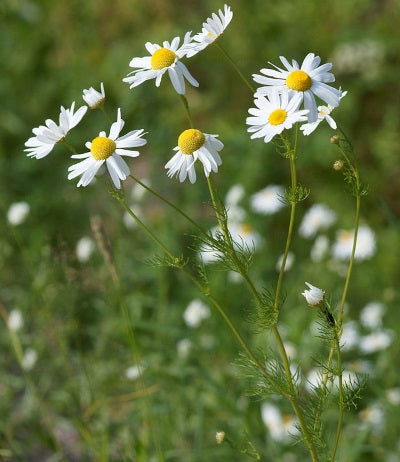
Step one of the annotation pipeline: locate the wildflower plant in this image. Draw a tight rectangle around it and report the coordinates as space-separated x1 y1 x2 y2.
22 4 371 461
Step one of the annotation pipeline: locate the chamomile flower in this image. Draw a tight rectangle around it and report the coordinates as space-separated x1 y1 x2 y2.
68 108 146 188
331 225 376 261
82 82 105 109
250 185 285 215
183 4 233 57
299 203 337 238
165 128 223 183
123 33 199 95
25 102 87 159
253 53 342 122
247 92 308 143
302 282 325 307
301 91 347 135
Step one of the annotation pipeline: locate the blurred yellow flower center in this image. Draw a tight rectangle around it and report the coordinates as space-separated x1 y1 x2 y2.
178 129 205 155
286 70 312 91
339 230 353 241
207 32 215 37
151 48 177 70
90 136 116 160
268 109 287 126
240 224 252 235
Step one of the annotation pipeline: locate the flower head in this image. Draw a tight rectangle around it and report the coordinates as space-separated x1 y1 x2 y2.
302 282 325 307
7 202 30 226
183 4 233 58
25 102 87 159
253 53 342 122
331 225 376 261
68 108 146 188
165 128 223 183
183 299 210 328
301 91 347 135
247 91 308 143
123 33 199 95
261 403 299 442
250 185 285 215
82 82 105 109
299 203 337 238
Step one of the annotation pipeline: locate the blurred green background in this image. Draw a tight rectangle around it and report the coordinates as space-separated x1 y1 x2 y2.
1 0 400 460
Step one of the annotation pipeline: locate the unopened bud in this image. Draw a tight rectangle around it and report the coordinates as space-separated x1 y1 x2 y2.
330 135 340 145
302 282 325 307
216 431 226 444
333 160 344 171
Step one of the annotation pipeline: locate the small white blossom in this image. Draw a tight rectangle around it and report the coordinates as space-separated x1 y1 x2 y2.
76 236 95 262
386 388 400 406
310 235 330 262
276 251 294 272
359 330 394 354
340 321 360 351
125 364 144 380
359 404 385 434
261 403 299 443
302 282 325 307
250 185 285 215
225 184 245 207
299 204 336 239
360 301 385 330
7 202 30 226
216 431 226 445
331 225 376 261
183 299 210 328
82 82 105 109
8 309 24 332
22 348 38 371
176 338 192 358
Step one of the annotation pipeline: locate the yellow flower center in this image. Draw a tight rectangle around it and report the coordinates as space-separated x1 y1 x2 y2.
178 129 205 155
90 136 116 160
151 48 177 70
339 230 352 241
268 109 287 126
286 70 312 91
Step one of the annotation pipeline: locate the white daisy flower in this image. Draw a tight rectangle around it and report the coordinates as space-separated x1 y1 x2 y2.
229 222 261 250
82 82 105 109
299 203 337 239
183 299 210 328
76 236 95 262
253 53 342 122
21 348 38 371
123 33 199 95
7 201 30 226
275 251 295 272
261 403 299 443
360 301 385 330
24 102 87 159
340 321 360 351
246 92 308 143
310 235 329 262
359 330 394 354
183 4 233 58
8 309 24 332
250 184 285 215
68 108 146 188
301 91 347 135
331 225 376 261
301 282 325 307
165 128 223 183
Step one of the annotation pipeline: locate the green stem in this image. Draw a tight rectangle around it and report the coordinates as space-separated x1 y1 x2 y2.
62 139 77 154
330 330 343 462
214 42 255 93
179 94 194 128
99 105 113 123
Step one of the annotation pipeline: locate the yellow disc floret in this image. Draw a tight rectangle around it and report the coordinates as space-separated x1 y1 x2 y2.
268 109 287 126
178 129 206 155
151 48 177 70
286 70 312 91
90 136 116 160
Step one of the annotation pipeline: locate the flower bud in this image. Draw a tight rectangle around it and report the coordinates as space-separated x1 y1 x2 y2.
333 160 344 171
216 431 226 444
302 282 325 307
330 135 340 145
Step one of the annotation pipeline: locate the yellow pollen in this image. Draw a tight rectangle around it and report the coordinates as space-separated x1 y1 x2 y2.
286 70 312 91
90 136 116 161
151 48 177 70
207 32 215 37
178 129 205 155
339 230 352 241
240 224 252 235
268 109 287 126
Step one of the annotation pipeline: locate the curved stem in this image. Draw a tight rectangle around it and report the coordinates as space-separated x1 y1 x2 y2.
214 42 255 93
179 94 194 128
99 105 113 123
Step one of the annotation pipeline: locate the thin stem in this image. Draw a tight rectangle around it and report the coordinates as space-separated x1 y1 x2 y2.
214 42 255 93
179 94 194 128
330 331 343 462
62 139 77 154
99 105 113 123
128 174 209 239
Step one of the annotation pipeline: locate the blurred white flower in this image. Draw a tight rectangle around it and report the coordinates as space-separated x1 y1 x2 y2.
76 236 95 262
125 364 144 380
229 223 261 250
331 225 376 261
386 388 400 406
183 299 210 328
176 338 192 358
226 204 246 224
305 368 323 392
310 235 329 262
301 282 325 307
131 179 150 201
359 404 385 434
7 202 30 226
226 184 245 206
227 271 243 284
25 102 87 159
359 330 394 354
216 430 226 445
283 342 297 360
340 321 360 351
299 204 336 239
8 309 24 332
276 251 294 272
123 204 143 229
360 301 385 330
250 185 285 215
82 82 105 109
22 348 38 371
261 403 299 442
